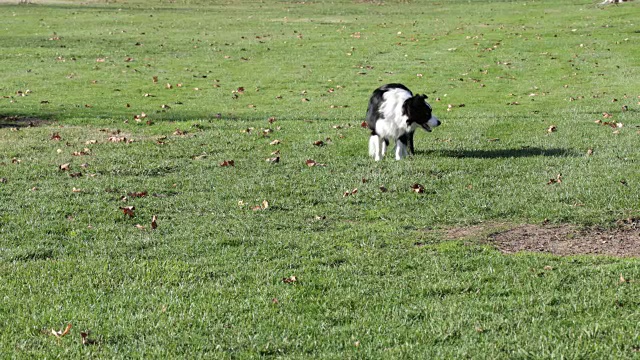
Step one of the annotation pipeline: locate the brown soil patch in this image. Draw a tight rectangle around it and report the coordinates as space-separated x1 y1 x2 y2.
0 116 51 128
444 223 640 258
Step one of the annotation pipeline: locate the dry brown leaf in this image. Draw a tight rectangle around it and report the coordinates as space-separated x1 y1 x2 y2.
50 132 62 141
80 331 97 345
547 125 557 133
120 206 135 218
52 324 72 338
305 159 326 167
127 191 148 198
107 136 127 143
266 156 280 164
547 174 563 185
59 163 71 171
411 183 425 193
151 215 158 230
269 139 281 145
219 160 235 167
282 275 297 284
343 188 358 197
313 140 325 146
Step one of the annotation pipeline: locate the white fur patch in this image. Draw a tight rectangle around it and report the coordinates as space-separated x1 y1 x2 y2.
376 88 415 141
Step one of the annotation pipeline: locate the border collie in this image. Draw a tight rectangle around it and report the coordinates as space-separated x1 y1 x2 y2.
366 83 440 161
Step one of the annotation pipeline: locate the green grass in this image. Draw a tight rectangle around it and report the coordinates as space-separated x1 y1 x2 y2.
1 0 640 358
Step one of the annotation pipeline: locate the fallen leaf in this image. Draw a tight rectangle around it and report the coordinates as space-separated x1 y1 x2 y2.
379 185 388 192
50 132 62 141
120 206 135 218
313 140 325 146
305 159 326 167
586 148 593 156
282 275 297 284
59 163 71 171
261 200 269 209
547 125 557 133
80 331 97 345
135 224 146 230
343 188 358 197
173 129 185 136
107 136 127 143
51 324 72 338
69 172 82 178
219 160 235 167
411 183 425 193
269 139 281 145
266 156 280 164
547 174 563 185
0 178 7 184
620 274 628 283
127 191 148 198
151 215 158 230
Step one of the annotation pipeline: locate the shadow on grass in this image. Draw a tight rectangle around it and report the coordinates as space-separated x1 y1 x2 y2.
419 147 578 159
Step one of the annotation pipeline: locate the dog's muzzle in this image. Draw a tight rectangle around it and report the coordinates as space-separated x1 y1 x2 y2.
421 116 441 132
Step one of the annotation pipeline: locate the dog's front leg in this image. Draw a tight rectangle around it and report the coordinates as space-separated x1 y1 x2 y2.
395 134 408 160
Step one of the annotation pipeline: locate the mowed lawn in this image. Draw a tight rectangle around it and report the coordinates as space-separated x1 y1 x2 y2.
1 0 640 358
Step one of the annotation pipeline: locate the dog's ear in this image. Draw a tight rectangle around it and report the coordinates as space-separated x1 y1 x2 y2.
403 98 414 124
420 94 428 100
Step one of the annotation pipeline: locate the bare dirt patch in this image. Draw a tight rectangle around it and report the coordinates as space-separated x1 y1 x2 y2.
0 116 51 128
444 223 640 258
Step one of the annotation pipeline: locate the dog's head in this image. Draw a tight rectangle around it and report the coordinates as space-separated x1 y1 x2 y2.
404 94 441 132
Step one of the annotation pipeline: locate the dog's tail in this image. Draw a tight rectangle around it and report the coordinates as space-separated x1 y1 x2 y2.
369 135 379 157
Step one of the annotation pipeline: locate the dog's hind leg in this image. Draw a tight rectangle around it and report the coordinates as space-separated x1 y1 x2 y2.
369 135 383 161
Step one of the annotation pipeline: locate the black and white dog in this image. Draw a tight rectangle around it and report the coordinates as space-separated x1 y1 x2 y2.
366 83 440 161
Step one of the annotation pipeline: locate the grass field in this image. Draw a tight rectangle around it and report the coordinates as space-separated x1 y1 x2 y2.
1 0 640 358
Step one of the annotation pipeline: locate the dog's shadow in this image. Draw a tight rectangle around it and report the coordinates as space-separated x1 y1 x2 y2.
417 147 577 159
